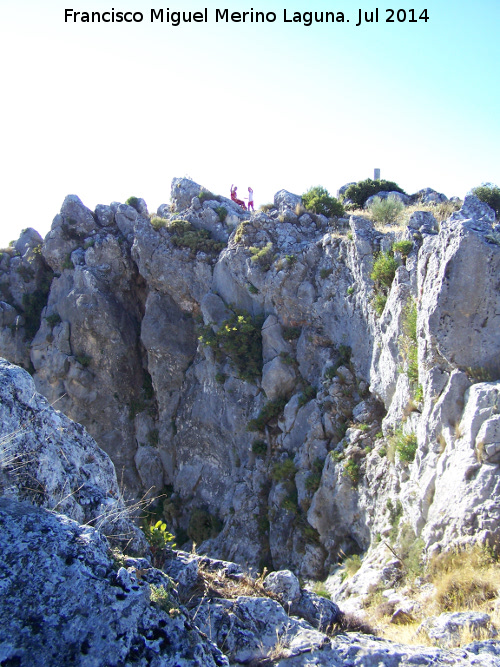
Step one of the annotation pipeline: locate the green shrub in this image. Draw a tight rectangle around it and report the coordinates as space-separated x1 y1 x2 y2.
369 195 405 225
150 583 179 615
188 508 222 543
398 524 425 577
167 219 226 255
342 179 406 208
372 293 387 316
234 221 250 244
281 496 299 513
125 196 140 210
395 431 418 463
371 251 398 289
392 239 413 258
340 554 362 579
471 183 500 218
320 268 333 279
343 458 360 485
305 471 322 493
346 286 354 296
400 298 419 387
215 372 227 384
283 326 301 341
45 313 61 328
250 242 274 270
215 206 228 222
298 384 317 407
312 582 331 599
252 439 267 456
198 190 219 204
16 265 35 282
302 186 345 218
338 344 352 367
272 458 296 482
143 520 176 567
150 216 167 231
247 283 259 294
198 310 264 381
247 396 287 431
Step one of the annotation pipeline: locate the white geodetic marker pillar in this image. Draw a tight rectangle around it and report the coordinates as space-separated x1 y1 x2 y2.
374 168 380 180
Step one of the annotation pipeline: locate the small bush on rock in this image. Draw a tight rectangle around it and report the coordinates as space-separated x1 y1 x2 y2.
271 458 296 482
166 219 226 255
188 508 222 543
250 242 274 270
302 186 344 218
198 310 264 381
471 183 500 218
371 251 398 289
198 190 220 204
45 312 62 328
343 458 360 485
143 520 176 567
370 251 398 317
150 216 167 231
342 178 406 208
392 239 413 258
252 440 267 457
247 397 287 431
215 206 227 222
369 195 405 225
394 431 418 463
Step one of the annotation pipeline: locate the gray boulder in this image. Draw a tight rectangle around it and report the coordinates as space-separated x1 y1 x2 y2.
372 191 411 206
262 355 297 401
0 358 147 553
365 191 411 207
274 189 302 212
412 187 448 204
0 497 227 667
418 612 496 647
171 177 203 211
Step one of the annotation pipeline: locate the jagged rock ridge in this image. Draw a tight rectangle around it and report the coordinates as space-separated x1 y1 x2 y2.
0 179 499 586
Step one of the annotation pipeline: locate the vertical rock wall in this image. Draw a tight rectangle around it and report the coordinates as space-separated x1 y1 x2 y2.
0 181 499 579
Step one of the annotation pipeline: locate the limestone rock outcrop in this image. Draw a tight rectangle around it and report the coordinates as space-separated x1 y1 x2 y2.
0 179 499 592
0 497 227 667
0 358 146 553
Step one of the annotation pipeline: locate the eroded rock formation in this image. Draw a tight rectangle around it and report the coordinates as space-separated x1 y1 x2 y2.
0 179 499 588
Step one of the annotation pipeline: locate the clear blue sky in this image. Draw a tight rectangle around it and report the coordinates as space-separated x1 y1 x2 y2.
1 0 499 246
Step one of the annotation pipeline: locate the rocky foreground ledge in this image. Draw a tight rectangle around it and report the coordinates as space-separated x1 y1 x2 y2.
1 359 500 666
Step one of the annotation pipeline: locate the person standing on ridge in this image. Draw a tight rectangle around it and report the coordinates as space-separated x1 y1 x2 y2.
231 185 247 210
247 187 254 212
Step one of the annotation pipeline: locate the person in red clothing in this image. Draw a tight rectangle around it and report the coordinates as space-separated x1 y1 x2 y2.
247 187 254 212
230 185 247 210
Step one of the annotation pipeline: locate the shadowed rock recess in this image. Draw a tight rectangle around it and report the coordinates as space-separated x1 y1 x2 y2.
0 179 500 665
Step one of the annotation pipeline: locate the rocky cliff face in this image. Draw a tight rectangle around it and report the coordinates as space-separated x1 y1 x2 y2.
0 179 499 588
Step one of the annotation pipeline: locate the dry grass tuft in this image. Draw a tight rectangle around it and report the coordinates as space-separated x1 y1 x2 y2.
363 544 500 647
180 563 279 609
429 547 500 612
